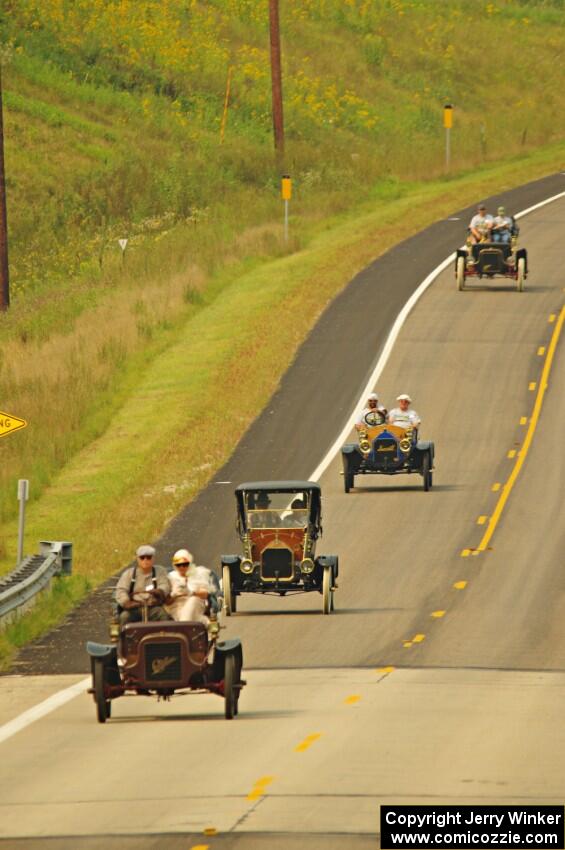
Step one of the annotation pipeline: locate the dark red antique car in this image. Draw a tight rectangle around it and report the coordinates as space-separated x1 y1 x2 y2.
86 615 245 723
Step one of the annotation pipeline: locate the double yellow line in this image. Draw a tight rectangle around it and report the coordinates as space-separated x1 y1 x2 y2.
477 304 565 552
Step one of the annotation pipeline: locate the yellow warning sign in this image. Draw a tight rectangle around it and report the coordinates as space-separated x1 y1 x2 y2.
0 411 27 438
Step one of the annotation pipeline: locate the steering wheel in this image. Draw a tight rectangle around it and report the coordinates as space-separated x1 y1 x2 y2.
364 410 384 427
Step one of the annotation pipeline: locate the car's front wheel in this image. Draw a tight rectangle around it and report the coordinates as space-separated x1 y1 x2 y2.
322 566 333 614
93 659 111 724
422 452 433 492
456 256 465 291
516 257 525 292
222 565 236 616
224 653 236 719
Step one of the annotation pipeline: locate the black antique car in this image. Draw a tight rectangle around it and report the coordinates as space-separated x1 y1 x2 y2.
221 481 338 615
86 614 245 723
455 229 527 292
341 418 434 492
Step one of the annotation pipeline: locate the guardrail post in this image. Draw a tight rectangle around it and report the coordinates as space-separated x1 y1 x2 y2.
17 479 29 565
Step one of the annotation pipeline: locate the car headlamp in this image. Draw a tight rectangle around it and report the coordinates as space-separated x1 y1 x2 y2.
399 437 412 453
240 558 254 574
359 438 371 453
301 558 315 574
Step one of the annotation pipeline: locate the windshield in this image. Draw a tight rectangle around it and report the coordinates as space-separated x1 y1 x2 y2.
245 491 309 529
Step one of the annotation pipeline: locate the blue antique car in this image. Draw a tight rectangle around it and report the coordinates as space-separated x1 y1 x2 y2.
341 419 434 492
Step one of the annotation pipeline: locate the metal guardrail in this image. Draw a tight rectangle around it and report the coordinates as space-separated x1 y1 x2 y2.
0 541 72 627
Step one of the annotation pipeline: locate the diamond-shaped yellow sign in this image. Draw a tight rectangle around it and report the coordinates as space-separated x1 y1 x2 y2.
0 410 27 438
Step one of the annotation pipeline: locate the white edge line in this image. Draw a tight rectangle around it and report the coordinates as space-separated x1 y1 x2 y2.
309 186 565 483
3 186 565 747
0 676 90 745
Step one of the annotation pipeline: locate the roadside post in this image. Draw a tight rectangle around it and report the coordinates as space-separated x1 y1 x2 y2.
444 104 453 172
281 175 291 242
118 238 128 266
17 478 29 565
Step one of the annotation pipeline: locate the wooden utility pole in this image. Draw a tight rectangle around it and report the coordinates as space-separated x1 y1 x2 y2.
0 63 9 311
268 0 285 163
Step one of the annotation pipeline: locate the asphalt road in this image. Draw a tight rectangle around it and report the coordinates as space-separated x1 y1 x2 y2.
1 177 564 849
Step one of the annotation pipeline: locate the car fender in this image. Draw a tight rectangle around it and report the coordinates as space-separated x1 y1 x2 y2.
316 554 338 579
86 641 117 662
214 639 244 679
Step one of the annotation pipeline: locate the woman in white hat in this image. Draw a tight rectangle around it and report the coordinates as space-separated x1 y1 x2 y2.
166 549 212 624
387 394 421 429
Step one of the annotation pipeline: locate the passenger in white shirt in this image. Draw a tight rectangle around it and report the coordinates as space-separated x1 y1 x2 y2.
469 204 493 243
355 392 387 431
387 394 421 430
166 549 212 624
491 205 513 244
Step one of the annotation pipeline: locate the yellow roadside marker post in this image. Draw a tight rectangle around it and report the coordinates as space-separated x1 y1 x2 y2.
444 104 453 171
281 175 291 242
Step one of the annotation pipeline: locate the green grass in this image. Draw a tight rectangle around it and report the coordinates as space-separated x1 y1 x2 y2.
1 0 565 665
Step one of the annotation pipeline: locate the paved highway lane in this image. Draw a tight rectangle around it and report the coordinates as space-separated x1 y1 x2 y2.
1 186 564 848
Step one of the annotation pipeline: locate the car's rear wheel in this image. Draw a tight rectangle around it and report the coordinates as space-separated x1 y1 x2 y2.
224 653 236 719
222 565 236 616
322 566 333 614
456 256 465 291
344 472 354 493
93 659 111 724
516 257 525 292
422 453 432 492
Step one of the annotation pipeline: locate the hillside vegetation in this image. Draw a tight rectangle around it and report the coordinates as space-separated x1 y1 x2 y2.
0 0 564 577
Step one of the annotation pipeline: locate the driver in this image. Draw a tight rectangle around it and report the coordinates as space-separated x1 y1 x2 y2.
115 545 171 626
469 204 493 243
355 393 387 431
387 394 421 430
250 492 277 527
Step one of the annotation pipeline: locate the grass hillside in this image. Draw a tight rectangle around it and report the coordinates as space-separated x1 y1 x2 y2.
0 1 564 661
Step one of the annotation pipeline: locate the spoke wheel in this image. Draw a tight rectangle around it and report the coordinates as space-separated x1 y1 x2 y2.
222 565 236 616
93 660 110 724
516 257 525 292
322 566 333 615
422 453 432 492
456 256 465 291
224 653 236 719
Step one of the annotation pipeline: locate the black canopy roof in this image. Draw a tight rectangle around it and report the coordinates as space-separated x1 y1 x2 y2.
235 481 320 493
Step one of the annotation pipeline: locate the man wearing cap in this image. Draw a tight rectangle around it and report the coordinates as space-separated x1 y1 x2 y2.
469 204 493 243
491 206 513 244
387 394 421 430
355 393 387 431
115 545 171 626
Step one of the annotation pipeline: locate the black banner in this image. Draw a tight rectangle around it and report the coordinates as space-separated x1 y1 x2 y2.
381 805 564 849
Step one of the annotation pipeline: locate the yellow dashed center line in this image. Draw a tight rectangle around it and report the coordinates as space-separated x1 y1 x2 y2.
413 633 426 643
477 515 487 525
477 305 565 553
246 775 275 801
191 845 210 850
528 382 536 391
376 665 396 674
431 610 445 618
491 482 501 492
203 827 217 836
519 417 528 425
295 733 322 752
538 346 546 356
507 449 517 459
453 581 467 590
344 694 361 705
461 548 471 557
549 314 556 323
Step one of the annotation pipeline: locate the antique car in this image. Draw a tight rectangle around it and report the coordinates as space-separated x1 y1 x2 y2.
221 481 338 615
341 413 434 492
86 613 245 723
455 226 527 292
